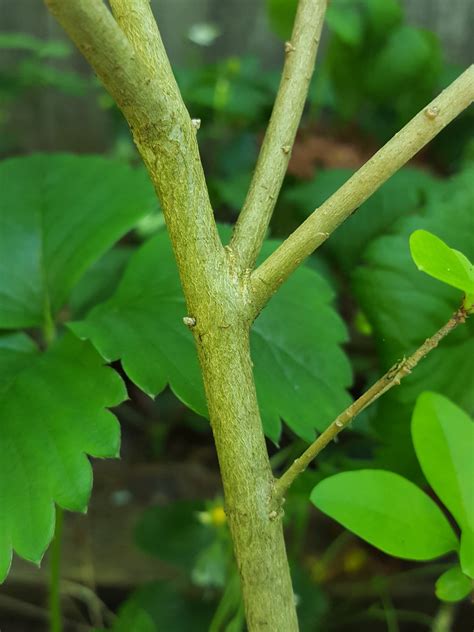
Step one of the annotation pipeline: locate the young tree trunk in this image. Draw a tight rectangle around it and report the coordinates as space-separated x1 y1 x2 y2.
191 282 299 629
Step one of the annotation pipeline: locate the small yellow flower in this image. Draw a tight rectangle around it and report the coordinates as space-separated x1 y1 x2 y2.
210 505 227 527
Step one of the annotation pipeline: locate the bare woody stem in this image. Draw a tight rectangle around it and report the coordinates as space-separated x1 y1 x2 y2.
251 65 474 315
230 0 327 271
274 304 471 500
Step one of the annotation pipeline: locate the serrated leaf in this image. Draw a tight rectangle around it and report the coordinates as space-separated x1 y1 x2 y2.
70 233 207 414
410 230 474 298
311 470 458 560
0 334 125 581
71 229 351 442
435 566 472 602
0 154 155 329
353 167 474 411
252 239 352 440
412 392 474 533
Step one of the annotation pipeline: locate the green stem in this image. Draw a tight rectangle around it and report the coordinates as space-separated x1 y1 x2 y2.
49 507 64 632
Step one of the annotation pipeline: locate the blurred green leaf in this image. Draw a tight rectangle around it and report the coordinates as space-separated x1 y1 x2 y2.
285 167 435 273
116 581 213 632
266 0 297 40
326 2 363 47
311 470 458 560
135 501 216 572
435 566 472 602
366 26 441 101
0 33 72 58
112 600 155 632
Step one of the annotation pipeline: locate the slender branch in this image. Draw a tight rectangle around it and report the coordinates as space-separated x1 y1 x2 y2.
251 65 474 314
230 0 327 270
44 0 225 303
274 304 471 500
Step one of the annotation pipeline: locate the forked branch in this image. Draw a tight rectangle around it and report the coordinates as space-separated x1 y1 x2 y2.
274 304 471 499
44 0 224 302
230 0 327 271
251 65 474 315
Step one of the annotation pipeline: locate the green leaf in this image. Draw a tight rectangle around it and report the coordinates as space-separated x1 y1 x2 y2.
71 230 352 443
366 26 441 101
435 566 472 602
412 392 474 532
353 167 474 411
69 247 133 319
0 334 125 581
135 501 215 571
326 3 363 47
311 470 458 560
112 601 155 632
70 233 207 415
460 529 474 579
118 581 213 631
0 332 38 393
252 239 352 441
365 0 402 39
266 0 298 40
0 154 155 329
410 229 474 299
0 33 72 58
285 167 435 273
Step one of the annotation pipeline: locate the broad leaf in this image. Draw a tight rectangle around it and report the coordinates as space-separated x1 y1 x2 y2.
412 393 474 532
410 230 474 299
435 566 472 602
71 230 351 443
353 167 474 411
460 529 474 579
311 470 458 560
70 234 207 415
0 154 155 329
0 333 125 581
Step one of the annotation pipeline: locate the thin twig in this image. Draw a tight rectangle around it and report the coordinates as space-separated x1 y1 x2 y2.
250 65 474 315
230 0 327 271
274 305 470 499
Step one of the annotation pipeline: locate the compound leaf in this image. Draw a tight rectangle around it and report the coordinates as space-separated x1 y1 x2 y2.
71 229 351 443
0 333 125 581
